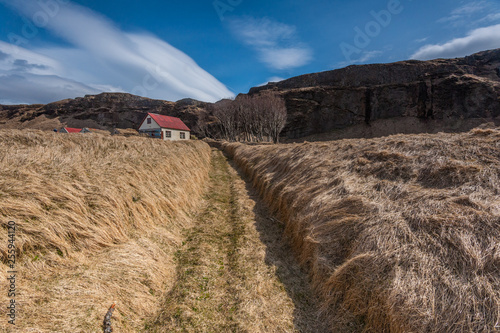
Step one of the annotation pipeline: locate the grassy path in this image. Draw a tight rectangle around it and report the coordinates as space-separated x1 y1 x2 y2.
148 148 326 332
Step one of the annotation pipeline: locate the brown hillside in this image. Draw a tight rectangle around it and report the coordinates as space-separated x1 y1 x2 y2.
0 93 214 136
223 127 500 332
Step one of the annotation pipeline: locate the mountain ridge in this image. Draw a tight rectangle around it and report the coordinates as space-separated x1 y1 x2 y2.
1 49 499 139
249 49 500 139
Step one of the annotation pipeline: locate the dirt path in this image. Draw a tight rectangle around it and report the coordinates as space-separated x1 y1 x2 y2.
148 148 327 332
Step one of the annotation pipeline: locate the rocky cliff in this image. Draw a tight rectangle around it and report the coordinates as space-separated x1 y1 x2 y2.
0 93 214 136
1 49 499 140
251 48 500 139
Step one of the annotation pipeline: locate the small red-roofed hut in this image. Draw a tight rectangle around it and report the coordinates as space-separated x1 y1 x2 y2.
60 127 83 133
138 113 191 141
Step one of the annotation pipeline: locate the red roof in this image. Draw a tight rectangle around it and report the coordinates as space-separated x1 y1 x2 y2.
145 113 190 131
64 127 82 133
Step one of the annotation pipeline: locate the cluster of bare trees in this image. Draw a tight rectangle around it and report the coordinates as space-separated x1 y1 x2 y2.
212 92 287 143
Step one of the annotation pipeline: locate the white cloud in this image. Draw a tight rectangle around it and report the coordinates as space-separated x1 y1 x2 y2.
437 1 500 27
415 37 429 44
229 17 313 70
0 41 61 75
267 76 285 83
476 13 500 24
356 50 383 63
451 1 488 16
257 76 285 87
438 1 489 23
259 47 313 70
411 24 500 60
0 73 99 105
0 0 233 104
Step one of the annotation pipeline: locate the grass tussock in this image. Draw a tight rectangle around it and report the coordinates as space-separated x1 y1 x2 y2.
223 127 500 332
0 130 211 332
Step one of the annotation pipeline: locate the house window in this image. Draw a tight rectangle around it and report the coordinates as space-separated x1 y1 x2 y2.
180 132 185 139
165 131 172 138
147 118 151 124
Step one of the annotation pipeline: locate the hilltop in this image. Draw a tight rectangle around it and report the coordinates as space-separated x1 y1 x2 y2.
0 93 214 135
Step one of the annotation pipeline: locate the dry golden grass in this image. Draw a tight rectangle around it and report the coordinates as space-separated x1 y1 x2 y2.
0 130 211 332
113 128 140 136
149 150 303 332
223 127 500 332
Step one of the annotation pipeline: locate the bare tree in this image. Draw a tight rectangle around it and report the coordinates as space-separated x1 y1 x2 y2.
254 92 287 143
236 95 261 142
234 95 253 141
268 94 287 143
212 93 287 143
213 99 238 141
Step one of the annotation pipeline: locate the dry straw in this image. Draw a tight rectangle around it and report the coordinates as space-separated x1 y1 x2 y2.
0 130 211 332
224 127 500 332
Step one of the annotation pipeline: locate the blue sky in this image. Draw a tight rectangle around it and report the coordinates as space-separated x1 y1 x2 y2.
0 0 499 104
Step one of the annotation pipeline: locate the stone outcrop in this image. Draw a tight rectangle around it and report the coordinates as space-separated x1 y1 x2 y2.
250 49 500 139
0 93 214 136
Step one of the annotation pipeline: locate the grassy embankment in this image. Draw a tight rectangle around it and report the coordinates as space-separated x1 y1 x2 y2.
224 127 500 332
0 130 324 332
0 130 211 332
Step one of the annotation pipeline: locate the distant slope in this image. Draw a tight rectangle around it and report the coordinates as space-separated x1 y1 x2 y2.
223 127 500 332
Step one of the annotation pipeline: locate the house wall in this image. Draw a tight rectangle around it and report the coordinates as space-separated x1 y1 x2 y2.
162 129 191 141
139 115 190 141
139 115 161 131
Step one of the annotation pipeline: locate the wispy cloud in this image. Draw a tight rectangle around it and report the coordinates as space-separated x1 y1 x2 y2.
438 0 488 22
267 76 285 83
228 17 313 70
437 1 500 26
415 37 429 44
476 12 500 24
411 24 500 60
0 73 99 105
0 0 233 104
0 50 8 61
258 76 286 87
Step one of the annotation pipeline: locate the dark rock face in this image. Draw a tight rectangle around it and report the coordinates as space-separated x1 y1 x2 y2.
0 93 213 136
251 49 500 139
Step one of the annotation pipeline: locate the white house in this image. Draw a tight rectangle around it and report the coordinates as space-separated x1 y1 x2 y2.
138 113 191 141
